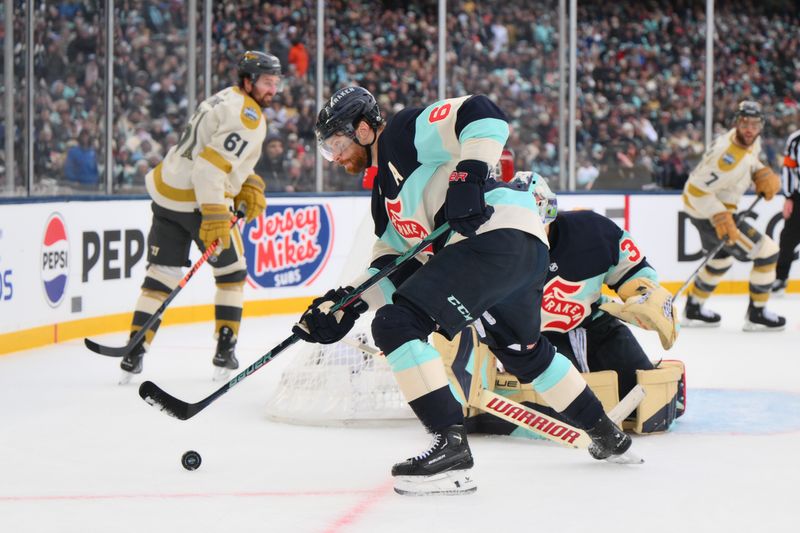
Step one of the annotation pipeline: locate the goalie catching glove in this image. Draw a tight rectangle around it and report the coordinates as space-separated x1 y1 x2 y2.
292 287 369 344
234 174 267 222
444 160 494 236
599 277 679 350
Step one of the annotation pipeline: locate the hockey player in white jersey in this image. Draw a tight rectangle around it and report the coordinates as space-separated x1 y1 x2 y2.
681 100 785 331
119 51 280 383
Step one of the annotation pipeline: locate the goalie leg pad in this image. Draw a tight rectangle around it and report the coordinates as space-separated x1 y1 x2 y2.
630 362 684 434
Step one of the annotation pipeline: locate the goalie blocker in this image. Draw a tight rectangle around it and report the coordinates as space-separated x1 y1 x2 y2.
434 327 686 435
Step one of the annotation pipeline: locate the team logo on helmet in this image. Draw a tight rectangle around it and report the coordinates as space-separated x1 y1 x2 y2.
243 204 333 288
41 213 69 307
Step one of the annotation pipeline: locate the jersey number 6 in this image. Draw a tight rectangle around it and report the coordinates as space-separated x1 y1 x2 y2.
429 104 451 123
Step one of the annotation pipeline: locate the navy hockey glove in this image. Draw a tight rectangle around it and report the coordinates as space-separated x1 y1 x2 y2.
292 287 368 344
444 160 494 236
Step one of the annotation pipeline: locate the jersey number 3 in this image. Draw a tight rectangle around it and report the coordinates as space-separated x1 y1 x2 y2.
620 238 641 262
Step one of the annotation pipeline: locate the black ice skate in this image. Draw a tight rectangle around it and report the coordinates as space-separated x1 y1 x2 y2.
743 303 786 332
212 326 239 381
392 425 476 495
770 279 787 296
682 297 721 327
585 414 642 464
119 334 146 385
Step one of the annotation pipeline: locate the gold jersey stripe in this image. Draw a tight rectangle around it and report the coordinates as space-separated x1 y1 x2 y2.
152 163 197 202
199 146 233 173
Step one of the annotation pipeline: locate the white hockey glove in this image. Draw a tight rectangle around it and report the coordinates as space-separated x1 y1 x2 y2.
599 277 679 350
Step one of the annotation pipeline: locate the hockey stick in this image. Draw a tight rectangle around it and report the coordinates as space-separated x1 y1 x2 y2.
673 195 762 298
138 222 452 420
473 385 645 453
85 206 246 357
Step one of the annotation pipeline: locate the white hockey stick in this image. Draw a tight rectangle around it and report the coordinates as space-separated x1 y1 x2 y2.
472 384 646 449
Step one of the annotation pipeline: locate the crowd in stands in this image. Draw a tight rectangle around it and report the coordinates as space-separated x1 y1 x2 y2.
4 0 799 195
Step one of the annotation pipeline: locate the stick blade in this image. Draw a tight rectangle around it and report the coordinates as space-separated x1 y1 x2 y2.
84 337 131 357
138 381 192 420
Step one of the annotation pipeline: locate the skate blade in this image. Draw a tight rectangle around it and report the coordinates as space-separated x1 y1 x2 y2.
212 366 233 382
393 469 477 496
681 317 721 328
118 370 136 385
742 321 786 332
604 449 645 465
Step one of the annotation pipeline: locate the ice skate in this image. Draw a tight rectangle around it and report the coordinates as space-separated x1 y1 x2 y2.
212 326 239 381
392 425 476 495
743 303 786 332
586 414 643 464
119 334 145 385
770 279 787 296
682 297 721 328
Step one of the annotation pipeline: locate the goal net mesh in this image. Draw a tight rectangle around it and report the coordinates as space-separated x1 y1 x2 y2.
264 314 414 426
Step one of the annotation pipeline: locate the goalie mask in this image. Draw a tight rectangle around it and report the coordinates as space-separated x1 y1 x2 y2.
511 171 557 225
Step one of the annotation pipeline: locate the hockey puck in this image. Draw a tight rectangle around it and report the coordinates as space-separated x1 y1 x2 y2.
181 450 202 471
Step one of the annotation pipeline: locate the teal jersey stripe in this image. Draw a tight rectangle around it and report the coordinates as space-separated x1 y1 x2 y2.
367 267 397 304
459 117 509 145
485 187 538 211
386 339 441 373
414 102 456 167
532 352 572 393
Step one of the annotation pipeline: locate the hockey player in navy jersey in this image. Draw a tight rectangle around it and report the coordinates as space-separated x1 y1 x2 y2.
293 87 640 496
443 174 684 438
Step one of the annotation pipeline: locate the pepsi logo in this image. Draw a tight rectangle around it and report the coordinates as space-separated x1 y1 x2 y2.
41 213 69 307
243 204 333 288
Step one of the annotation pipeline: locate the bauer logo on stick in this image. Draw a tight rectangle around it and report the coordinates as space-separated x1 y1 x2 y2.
41 213 69 308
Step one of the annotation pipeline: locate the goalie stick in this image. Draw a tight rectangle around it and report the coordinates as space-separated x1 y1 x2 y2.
474 386 645 463
84 207 246 358
340 335 644 461
673 194 762 298
138 222 452 420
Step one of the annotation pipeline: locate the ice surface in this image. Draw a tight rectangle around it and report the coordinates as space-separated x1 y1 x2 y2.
1 294 798 533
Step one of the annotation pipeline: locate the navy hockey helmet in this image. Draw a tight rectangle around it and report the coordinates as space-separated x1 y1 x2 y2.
315 86 384 144
237 51 282 84
734 100 764 123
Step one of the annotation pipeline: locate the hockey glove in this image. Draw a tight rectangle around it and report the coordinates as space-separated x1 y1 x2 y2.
234 174 267 222
292 287 368 344
752 167 780 201
711 211 739 244
599 277 679 350
444 160 494 236
199 204 232 251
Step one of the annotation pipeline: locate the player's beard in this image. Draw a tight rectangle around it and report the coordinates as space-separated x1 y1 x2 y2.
341 145 369 175
734 130 759 147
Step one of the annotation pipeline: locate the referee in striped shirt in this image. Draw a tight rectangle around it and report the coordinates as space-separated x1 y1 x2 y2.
772 128 800 294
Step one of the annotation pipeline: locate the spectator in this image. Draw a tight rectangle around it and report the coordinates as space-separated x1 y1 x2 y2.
256 134 292 192
288 37 309 79
63 129 99 187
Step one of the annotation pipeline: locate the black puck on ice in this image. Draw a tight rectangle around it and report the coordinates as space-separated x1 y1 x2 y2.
181 450 202 471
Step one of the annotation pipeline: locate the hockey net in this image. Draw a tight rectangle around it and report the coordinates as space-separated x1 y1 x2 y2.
264 313 414 426
264 212 414 426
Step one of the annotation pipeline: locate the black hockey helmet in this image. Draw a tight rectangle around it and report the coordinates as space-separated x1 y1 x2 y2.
734 100 764 123
314 86 384 144
237 51 281 84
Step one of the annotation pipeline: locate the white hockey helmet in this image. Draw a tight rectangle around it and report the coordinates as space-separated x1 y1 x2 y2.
511 171 557 225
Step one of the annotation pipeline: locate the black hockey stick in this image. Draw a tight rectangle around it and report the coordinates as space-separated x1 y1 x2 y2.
85 206 246 357
673 194 762 298
138 222 452 420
